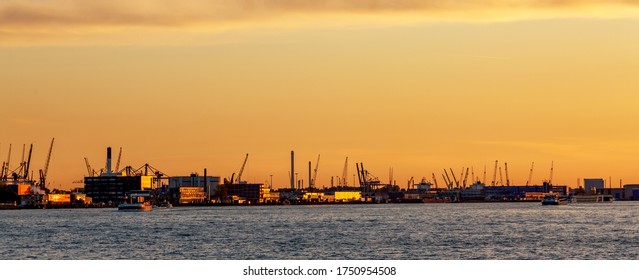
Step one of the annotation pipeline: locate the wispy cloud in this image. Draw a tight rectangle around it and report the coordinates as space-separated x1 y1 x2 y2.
2 1 639 45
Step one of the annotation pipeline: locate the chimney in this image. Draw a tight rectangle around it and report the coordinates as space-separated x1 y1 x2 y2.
106 147 112 173
204 168 209 202
290 151 295 190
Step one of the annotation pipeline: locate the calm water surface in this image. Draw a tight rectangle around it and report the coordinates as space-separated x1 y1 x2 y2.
1 202 637 259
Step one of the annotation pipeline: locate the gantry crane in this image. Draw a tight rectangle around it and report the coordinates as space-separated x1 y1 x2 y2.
235 154 249 184
492 160 498 186
84 157 94 176
115 147 122 172
504 162 510 186
548 161 554 185
526 162 535 186
38 138 55 188
311 154 320 189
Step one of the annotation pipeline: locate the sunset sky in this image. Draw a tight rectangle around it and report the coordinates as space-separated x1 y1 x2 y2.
2 1 639 190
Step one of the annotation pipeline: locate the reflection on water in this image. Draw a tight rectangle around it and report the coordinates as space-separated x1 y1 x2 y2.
1 202 637 259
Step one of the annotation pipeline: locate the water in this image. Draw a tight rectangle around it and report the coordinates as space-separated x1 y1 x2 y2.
1 202 637 259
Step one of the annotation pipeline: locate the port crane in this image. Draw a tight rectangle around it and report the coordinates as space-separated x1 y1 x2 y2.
449 168 459 188
548 161 554 185
38 138 54 188
526 162 534 186
311 154 320 189
432 173 439 189
84 157 95 176
492 160 498 186
504 162 510 186
342 157 348 186
0 144 11 180
443 169 453 189
462 167 469 188
235 153 249 184
115 147 122 172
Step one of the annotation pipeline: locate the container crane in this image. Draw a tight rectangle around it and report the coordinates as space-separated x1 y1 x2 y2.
38 138 54 188
432 173 439 189
115 147 122 172
548 161 554 185
526 162 534 186
450 168 459 188
504 162 510 186
311 154 320 189
498 166 503 186
1 144 11 180
462 167 469 188
443 169 453 189
235 154 249 184
342 157 348 186
84 157 94 176
23 144 33 180
492 160 498 186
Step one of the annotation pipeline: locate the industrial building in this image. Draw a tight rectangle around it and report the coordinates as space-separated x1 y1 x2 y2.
584 178 605 193
83 147 156 204
168 172 220 204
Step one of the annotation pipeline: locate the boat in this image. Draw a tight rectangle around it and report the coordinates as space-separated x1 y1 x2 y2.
118 190 153 211
570 194 614 203
541 194 568 205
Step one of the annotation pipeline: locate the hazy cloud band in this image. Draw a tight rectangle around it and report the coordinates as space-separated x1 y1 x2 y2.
2 0 639 44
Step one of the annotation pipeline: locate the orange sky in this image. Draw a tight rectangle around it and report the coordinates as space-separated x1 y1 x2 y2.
2 1 639 190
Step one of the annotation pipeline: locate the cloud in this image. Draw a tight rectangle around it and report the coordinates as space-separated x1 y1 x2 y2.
1 0 639 45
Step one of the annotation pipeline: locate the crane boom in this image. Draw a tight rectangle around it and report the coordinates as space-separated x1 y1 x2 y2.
311 154 320 188
115 147 122 172
450 168 459 188
432 173 439 189
342 157 348 186
492 160 498 186
84 157 93 176
43 138 54 180
236 154 249 183
24 144 33 180
462 167 469 188
504 162 510 186
549 161 554 185
443 169 453 189
526 162 535 186
499 166 503 186
2 144 11 179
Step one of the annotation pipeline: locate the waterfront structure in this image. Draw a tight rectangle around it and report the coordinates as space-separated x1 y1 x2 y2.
622 184 639 200
84 174 153 204
225 183 267 204
172 186 206 204
168 173 219 198
83 147 154 204
584 178 605 193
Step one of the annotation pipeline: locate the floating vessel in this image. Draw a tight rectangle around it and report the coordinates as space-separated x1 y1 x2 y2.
118 190 152 211
570 194 614 203
541 194 567 205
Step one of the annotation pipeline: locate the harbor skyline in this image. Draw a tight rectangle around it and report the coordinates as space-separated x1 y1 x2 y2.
2 1 639 190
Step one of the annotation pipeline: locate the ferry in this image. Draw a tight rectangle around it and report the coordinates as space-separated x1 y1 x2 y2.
541 194 567 205
118 190 153 211
570 194 614 203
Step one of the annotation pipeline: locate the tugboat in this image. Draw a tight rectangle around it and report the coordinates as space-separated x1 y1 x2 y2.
118 190 152 211
541 194 568 205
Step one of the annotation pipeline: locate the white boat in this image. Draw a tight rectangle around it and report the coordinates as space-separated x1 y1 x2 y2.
118 190 153 211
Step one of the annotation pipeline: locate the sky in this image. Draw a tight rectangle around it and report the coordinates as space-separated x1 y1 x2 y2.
2 0 639 190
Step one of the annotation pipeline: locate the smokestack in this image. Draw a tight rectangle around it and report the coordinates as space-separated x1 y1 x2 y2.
106 147 112 173
290 151 295 190
308 161 312 191
204 168 209 202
